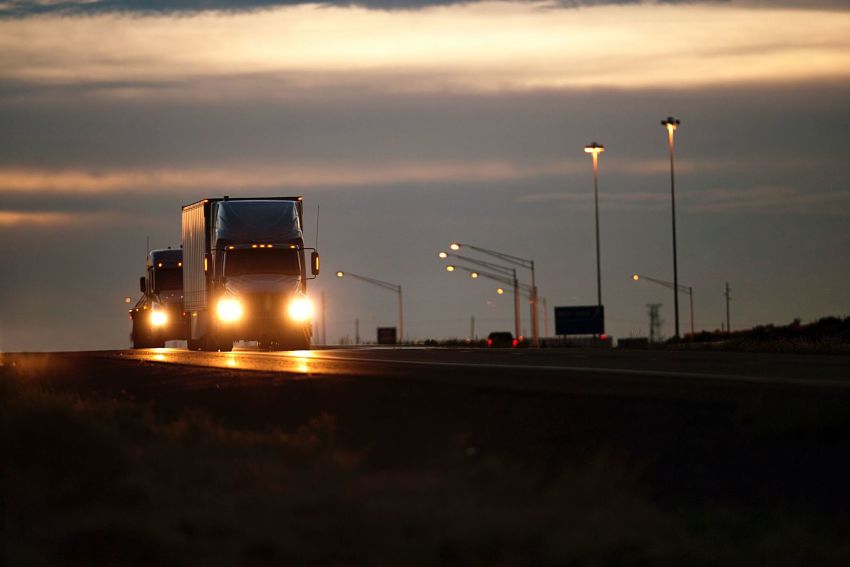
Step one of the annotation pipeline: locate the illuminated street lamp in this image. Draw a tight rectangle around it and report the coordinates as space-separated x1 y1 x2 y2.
584 142 605 307
448 242 539 347
661 116 682 338
446 263 521 339
336 270 404 343
632 273 694 336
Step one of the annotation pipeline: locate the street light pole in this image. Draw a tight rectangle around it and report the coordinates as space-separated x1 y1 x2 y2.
661 117 681 339
632 273 694 336
449 242 539 347
584 142 605 307
447 264 526 340
336 271 404 344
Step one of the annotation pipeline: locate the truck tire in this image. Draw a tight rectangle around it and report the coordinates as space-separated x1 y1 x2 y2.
187 337 204 351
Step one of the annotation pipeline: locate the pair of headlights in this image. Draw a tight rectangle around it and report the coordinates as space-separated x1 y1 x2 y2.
216 296 313 323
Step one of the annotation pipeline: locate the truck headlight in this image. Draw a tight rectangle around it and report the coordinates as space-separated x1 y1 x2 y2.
287 297 313 322
217 297 243 322
150 310 168 327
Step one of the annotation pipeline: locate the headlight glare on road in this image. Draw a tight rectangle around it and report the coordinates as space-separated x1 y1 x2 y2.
217 297 243 322
287 297 313 322
150 310 168 327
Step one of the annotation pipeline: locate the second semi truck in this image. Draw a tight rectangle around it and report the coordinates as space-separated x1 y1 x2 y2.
182 196 320 351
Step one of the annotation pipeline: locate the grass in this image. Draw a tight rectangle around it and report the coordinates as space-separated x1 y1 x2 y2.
3 358 850 565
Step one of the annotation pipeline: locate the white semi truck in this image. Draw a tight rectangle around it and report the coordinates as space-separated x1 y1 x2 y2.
181 196 320 351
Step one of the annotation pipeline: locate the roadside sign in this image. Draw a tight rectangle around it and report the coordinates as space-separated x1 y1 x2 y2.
555 305 605 335
377 327 398 345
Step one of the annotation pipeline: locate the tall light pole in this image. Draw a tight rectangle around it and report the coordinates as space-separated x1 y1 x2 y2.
336 271 403 344
449 242 539 347
661 116 681 339
584 142 605 307
632 273 694 336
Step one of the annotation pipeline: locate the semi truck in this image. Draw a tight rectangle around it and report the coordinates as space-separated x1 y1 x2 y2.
182 196 320 351
129 248 190 348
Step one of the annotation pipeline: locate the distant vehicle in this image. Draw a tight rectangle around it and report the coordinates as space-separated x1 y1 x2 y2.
129 248 190 348
487 332 517 348
182 196 320 351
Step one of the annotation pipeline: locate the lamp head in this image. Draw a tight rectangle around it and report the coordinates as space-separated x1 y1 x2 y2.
336 271 344 278
438 252 448 259
446 265 455 272
632 274 640 281
449 243 461 251
661 117 680 132
584 142 605 155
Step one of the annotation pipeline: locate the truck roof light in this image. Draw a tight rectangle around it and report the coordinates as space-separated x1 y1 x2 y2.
251 244 258 248
267 244 273 248
290 245 296 249
178 261 182 267
157 262 163 267
228 245 235 250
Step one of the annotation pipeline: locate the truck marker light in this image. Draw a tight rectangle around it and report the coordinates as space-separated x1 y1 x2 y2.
287 297 313 322
289 245 296 249
204 257 208 271
267 244 273 248
228 245 235 250
251 244 258 248
217 297 243 322
178 261 182 267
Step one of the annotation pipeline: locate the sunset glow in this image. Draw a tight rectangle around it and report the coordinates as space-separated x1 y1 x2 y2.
1 4 848 96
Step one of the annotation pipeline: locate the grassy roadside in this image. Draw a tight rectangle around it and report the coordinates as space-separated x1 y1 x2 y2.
2 358 850 565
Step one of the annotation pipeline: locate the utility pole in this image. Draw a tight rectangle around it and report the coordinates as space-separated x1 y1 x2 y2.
725 282 731 333
647 303 662 343
355 317 360 345
470 315 475 340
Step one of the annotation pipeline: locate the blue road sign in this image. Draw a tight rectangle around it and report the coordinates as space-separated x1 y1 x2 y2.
555 305 605 335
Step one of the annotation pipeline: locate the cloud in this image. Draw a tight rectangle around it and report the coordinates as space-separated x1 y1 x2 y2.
0 209 138 227
0 0 711 17
2 0 847 17
688 185 850 214
518 185 850 215
1 3 849 97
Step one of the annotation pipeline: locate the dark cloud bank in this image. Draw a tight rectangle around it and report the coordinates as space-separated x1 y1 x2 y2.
4 0 845 18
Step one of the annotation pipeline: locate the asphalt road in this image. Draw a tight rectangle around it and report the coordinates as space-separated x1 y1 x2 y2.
110 346 850 392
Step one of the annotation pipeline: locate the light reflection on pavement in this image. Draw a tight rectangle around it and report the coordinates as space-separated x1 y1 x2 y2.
109 346 850 390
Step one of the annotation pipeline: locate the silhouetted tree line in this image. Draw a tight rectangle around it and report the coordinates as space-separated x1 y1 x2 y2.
683 316 850 344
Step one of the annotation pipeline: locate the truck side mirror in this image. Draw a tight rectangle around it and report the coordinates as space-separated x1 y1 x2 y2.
311 251 320 276
139 276 147 293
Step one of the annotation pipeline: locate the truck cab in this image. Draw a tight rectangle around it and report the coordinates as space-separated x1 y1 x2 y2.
129 248 190 348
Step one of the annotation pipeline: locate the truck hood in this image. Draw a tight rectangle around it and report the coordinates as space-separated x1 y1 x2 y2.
224 274 301 296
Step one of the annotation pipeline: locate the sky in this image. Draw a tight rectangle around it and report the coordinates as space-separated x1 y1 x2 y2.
1 0 849 350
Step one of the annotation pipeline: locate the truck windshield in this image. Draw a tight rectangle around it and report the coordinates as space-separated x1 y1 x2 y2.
153 268 182 292
225 249 301 277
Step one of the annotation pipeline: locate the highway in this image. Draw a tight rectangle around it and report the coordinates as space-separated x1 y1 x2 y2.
110 346 850 392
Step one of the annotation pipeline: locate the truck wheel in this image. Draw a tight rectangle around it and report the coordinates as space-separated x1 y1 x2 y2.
218 340 233 352
187 338 204 351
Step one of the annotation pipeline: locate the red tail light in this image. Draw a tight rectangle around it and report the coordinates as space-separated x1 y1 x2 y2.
600 334 608 340
487 339 493 346
512 339 518 347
